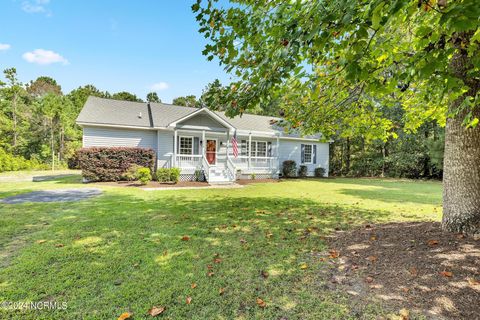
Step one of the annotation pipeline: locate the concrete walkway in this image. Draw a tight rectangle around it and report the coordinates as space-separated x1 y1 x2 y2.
0 188 102 204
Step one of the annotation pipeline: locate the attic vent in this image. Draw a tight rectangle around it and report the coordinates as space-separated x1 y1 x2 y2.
138 112 142 119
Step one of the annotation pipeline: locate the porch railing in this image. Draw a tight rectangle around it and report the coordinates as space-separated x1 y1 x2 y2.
230 156 278 170
176 154 202 168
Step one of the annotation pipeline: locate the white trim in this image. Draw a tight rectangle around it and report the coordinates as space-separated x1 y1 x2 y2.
168 108 235 131
78 122 329 142
77 122 161 131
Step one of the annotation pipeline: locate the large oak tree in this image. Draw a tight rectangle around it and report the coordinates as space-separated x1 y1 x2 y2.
193 0 480 234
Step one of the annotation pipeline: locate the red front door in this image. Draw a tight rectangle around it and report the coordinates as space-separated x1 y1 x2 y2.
206 140 216 165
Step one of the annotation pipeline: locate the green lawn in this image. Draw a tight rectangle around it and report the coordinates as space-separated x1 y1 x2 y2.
0 173 442 319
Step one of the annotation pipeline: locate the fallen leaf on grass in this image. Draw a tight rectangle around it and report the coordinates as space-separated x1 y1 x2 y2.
399 308 410 320
467 278 479 286
367 255 377 263
365 276 374 283
427 240 439 246
370 234 377 241
191 283 197 289
54 243 64 248
265 232 273 238
409 267 418 277
186 297 192 304
300 263 308 270
147 306 165 317
213 258 222 264
261 270 269 278
329 250 339 259
219 287 225 295
207 272 214 277
36 240 47 244
256 298 266 308
181 236 190 241
118 312 131 320
440 271 453 277
240 238 247 244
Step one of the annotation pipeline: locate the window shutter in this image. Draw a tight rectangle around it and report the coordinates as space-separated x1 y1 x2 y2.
194 137 200 155
301 144 305 164
267 142 272 157
313 145 317 164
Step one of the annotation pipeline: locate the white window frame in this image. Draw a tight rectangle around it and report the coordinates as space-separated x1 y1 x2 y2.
179 136 194 155
247 140 268 158
303 144 313 164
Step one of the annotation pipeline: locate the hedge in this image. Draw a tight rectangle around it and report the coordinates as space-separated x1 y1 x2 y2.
76 147 155 182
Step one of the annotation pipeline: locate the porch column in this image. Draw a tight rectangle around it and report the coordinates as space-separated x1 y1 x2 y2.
276 135 280 171
202 130 206 155
173 129 177 167
248 132 252 169
226 131 230 158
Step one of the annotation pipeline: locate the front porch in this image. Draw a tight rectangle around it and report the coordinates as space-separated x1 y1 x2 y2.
166 108 280 183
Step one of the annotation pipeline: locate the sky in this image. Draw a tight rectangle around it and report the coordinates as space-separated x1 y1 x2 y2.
0 0 231 103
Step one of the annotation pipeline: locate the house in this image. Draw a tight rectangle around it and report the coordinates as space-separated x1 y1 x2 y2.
76 96 330 183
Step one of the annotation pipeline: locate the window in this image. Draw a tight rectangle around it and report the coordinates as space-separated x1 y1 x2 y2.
303 144 313 164
179 136 193 155
256 141 267 157
240 140 270 157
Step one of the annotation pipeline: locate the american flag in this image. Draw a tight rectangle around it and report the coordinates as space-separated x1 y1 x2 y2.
231 131 239 158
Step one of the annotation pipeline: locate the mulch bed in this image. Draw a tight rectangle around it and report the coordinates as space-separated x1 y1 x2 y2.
92 181 210 188
323 222 480 319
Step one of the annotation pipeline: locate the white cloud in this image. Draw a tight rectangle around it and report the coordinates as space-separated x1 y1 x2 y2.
22 49 69 65
150 82 169 91
0 43 11 51
21 0 51 15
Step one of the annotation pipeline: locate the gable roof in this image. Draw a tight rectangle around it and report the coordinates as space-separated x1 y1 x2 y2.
76 96 322 140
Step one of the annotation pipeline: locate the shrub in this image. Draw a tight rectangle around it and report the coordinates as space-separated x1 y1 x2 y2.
170 167 181 184
194 169 202 182
315 167 326 177
0 148 47 172
136 167 152 185
76 147 155 182
282 160 297 178
156 167 180 183
250 173 256 180
298 165 308 177
67 153 80 169
156 168 171 183
122 164 142 181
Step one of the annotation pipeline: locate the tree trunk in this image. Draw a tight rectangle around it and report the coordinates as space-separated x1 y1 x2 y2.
345 137 351 175
12 91 17 150
442 33 480 235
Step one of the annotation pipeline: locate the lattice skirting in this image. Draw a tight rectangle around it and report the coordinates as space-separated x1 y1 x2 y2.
237 173 278 180
180 172 206 182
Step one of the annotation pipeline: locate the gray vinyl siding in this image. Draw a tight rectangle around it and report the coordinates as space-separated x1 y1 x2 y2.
278 140 329 176
83 126 157 150
157 131 174 168
177 114 227 131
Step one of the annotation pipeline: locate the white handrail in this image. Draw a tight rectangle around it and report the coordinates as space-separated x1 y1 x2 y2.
226 154 236 181
201 153 210 182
